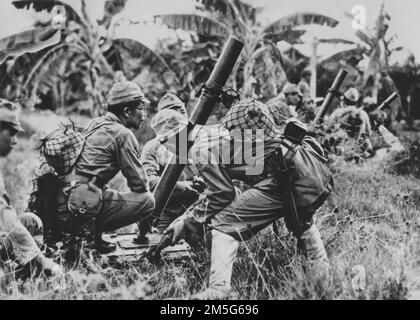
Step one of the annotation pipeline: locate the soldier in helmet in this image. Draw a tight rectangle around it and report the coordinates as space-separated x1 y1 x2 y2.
326 88 373 158
0 99 60 277
266 83 303 129
283 83 303 116
56 81 155 254
133 93 201 244
165 99 332 299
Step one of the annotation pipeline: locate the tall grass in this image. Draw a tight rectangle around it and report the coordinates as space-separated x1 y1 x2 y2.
1 124 419 300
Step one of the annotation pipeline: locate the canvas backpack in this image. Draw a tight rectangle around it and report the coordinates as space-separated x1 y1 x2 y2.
39 120 113 176
39 122 85 176
266 135 334 212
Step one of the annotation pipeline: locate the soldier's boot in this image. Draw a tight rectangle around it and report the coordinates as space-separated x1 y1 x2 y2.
191 230 239 300
300 224 331 284
133 218 153 246
94 233 116 255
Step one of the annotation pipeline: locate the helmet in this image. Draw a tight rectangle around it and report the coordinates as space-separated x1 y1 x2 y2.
343 88 360 105
282 83 303 96
0 99 24 132
151 108 188 142
157 93 187 115
107 81 150 109
221 99 280 140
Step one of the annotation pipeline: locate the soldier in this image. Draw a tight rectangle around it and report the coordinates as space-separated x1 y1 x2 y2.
0 99 60 277
133 94 200 243
266 97 292 130
282 83 303 117
299 96 318 123
326 88 373 158
165 99 332 299
266 83 303 130
55 81 155 254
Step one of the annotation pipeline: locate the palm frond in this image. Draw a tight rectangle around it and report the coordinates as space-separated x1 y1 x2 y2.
195 0 260 22
263 29 306 44
320 47 366 65
0 27 61 65
153 14 230 37
264 12 339 35
111 38 179 84
355 30 374 47
12 0 83 23
318 38 357 45
23 42 85 92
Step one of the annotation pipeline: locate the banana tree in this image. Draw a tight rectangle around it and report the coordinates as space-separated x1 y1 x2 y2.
343 2 403 101
3 0 177 115
153 0 341 99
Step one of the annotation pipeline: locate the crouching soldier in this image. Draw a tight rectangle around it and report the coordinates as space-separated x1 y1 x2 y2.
133 94 201 243
325 88 373 159
0 99 60 277
50 81 155 254
165 99 332 299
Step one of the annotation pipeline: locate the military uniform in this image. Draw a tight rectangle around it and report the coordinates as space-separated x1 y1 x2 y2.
186 121 316 242
141 94 201 231
141 137 197 230
0 99 43 266
323 88 373 158
56 112 154 235
326 106 373 158
1 98 60 275
0 164 43 266
172 100 330 298
327 106 372 140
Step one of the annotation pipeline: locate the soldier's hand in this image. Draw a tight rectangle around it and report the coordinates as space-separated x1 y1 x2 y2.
176 181 200 201
176 181 197 193
164 216 187 245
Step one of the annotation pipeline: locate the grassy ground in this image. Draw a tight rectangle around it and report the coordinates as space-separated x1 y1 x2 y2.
0 117 419 300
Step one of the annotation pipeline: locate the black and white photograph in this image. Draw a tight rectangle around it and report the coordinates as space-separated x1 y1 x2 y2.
0 0 419 302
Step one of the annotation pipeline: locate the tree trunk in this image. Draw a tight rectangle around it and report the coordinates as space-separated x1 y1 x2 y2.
310 37 318 97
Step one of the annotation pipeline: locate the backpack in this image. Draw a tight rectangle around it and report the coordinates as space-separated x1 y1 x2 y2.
266 135 334 212
39 122 85 176
39 120 113 176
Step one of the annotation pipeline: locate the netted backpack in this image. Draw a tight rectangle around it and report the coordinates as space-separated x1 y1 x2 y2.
38 122 85 176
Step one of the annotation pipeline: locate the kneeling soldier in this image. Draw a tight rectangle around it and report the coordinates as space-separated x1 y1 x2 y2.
139 93 201 238
54 81 155 254
0 99 60 277
165 99 332 299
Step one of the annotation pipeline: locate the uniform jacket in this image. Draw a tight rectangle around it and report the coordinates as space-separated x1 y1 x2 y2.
75 112 149 193
0 170 40 265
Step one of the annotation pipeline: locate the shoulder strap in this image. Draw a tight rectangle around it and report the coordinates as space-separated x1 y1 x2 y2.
62 121 114 179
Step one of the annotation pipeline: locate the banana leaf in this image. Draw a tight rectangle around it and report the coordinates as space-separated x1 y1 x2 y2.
264 12 339 35
153 14 229 37
0 27 61 65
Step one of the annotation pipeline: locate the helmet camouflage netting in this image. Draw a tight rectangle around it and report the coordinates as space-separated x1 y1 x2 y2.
221 99 280 140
